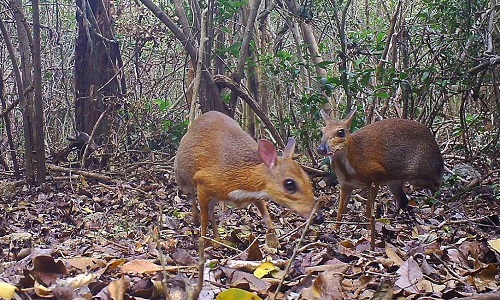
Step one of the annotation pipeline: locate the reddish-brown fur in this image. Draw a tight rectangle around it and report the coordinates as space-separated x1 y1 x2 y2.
174 111 315 243
318 109 444 229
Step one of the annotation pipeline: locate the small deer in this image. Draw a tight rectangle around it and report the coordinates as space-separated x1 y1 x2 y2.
174 111 316 245
318 109 444 229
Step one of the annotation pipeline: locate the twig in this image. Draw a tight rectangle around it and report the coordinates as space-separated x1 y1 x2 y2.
188 8 208 126
155 206 173 300
273 201 319 299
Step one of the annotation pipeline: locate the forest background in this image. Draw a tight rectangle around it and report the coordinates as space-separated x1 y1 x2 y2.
0 0 499 299
0 0 498 182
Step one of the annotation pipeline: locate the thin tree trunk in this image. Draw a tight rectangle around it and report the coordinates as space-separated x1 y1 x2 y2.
10 0 37 185
31 0 46 183
0 17 23 179
228 0 262 117
300 22 327 79
0 68 21 178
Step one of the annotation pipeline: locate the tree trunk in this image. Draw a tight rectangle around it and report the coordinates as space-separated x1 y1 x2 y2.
31 0 47 183
75 0 121 166
10 0 43 185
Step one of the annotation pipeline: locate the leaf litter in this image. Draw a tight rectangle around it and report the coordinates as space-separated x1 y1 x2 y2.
0 158 499 299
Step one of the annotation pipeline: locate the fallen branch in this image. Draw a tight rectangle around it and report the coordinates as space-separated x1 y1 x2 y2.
46 163 114 183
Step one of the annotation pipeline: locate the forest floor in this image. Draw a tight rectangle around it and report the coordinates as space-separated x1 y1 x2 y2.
0 153 499 300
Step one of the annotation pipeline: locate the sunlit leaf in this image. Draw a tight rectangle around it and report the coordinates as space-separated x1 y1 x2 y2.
487 238 500 253
253 262 278 279
56 273 97 289
0 282 18 300
216 288 262 300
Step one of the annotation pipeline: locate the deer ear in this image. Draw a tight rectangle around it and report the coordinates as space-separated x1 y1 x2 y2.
258 139 278 169
283 137 296 158
344 108 357 128
320 109 332 123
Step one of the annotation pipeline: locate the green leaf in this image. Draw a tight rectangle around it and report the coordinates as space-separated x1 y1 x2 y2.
216 288 262 300
421 71 430 81
315 60 336 68
374 91 390 99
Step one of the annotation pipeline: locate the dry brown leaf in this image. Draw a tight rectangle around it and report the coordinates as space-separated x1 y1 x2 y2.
395 257 423 293
416 279 446 294
64 257 106 271
56 273 97 289
301 271 344 300
129 278 165 298
446 248 470 269
29 255 69 287
247 235 263 261
121 259 163 274
221 266 272 294
34 280 53 298
305 259 350 274
371 279 395 300
385 243 404 266
108 276 128 300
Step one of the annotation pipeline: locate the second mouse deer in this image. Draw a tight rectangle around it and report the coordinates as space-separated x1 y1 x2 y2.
318 109 444 229
174 111 316 246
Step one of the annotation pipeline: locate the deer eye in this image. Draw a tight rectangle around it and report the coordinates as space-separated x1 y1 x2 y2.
338 129 345 138
283 179 297 193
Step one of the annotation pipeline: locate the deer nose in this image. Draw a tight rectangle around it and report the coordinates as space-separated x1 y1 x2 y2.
317 142 332 156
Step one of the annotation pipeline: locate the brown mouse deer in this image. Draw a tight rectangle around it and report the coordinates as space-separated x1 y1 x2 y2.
174 111 316 245
318 109 444 229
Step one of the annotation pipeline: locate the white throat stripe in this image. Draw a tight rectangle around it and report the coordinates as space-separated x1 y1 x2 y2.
228 190 269 200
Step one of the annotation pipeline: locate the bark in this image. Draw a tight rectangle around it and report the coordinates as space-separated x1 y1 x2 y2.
300 22 327 78
0 67 20 178
0 15 25 121
31 0 47 183
10 0 38 185
75 0 122 166
228 0 262 117
189 8 209 126
330 0 353 115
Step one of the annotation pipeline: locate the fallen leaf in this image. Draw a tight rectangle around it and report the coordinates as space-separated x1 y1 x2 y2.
121 259 163 274
385 243 404 266
32 255 69 275
487 238 500 253
247 235 263 261
30 255 69 286
395 257 423 293
34 280 53 298
253 262 278 279
64 257 106 271
221 266 272 294
301 270 343 300
371 279 394 300
0 282 18 300
108 276 128 300
216 288 262 300
56 273 97 289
